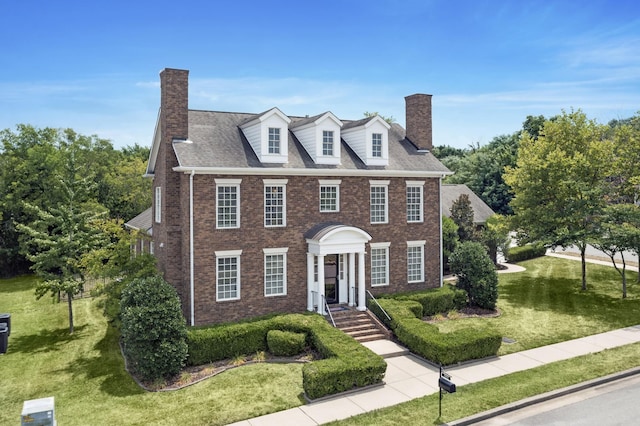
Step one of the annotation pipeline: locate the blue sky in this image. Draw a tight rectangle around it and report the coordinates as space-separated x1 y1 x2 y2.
1 0 639 149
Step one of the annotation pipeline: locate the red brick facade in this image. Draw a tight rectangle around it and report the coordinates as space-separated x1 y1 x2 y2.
150 68 447 325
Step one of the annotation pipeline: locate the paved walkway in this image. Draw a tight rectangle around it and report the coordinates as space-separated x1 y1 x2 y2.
229 256 640 425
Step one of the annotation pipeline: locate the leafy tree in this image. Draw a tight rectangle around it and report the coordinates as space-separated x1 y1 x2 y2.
444 133 519 215
449 241 498 310
17 149 105 333
479 214 511 264
442 215 459 272
504 110 611 291
103 156 151 220
450 194 476 242
609 114 640 205
120 276 188 381
593 204 640 297
81 218 156 327
432 145 468 160
363 111 395 124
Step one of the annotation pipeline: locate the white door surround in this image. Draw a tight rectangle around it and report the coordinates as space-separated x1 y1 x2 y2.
305 224 372 314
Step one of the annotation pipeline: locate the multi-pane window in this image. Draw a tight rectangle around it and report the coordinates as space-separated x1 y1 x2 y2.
372 133 383 158
319 179 341 212
406 182 424 223
370 181 389 224
322 130 334 156
268 127 281 154
370 243 390 287
264 248 288 296
154 186 162 223
407 241 425 283
216 179 241 229
264 179 287 227
216 250 242 301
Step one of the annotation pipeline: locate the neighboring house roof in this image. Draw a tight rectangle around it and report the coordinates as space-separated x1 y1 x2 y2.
124 207 153 236
441 184 494 225
159 110 450 177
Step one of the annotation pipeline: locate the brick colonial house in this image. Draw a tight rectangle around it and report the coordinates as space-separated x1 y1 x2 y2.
146 68 451 326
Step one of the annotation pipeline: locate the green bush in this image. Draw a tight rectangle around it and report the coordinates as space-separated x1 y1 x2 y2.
120 276 188 381
186 313 386 399
267 330 306 356
371 298 502 365
390 285 467 316
450 241 499 309
506 243 547 262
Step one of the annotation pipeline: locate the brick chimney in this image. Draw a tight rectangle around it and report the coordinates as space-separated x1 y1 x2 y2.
160 68 189 143
405 94 433 151
156 68 189 307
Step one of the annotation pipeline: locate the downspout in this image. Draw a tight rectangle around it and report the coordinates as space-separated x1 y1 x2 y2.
189 170 195 326
439 175 444 287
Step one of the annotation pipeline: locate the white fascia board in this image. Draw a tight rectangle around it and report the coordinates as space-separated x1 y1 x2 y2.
146 108 162 175
173 166 453 178
240 107 291 128
364 115 391 130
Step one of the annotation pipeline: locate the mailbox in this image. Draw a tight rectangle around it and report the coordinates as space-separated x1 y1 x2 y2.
438 376 456 393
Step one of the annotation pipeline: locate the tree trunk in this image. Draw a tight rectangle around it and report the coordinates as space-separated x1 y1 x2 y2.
67 292 74 334
580 244 587 291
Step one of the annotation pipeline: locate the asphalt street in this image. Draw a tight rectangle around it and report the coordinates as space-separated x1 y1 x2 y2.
470 374 640 425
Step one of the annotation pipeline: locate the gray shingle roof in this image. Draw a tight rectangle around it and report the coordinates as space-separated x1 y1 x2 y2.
125 207 152 235
172 110 451 175
441 184 495 225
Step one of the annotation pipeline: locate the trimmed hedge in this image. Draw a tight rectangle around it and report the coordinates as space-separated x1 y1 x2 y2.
267 330 306 356
369 298 502 365
506 243 547 263
388 285 467 316
186 313 386 399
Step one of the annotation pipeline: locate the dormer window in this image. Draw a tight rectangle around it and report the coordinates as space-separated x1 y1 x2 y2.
239 107 291 164
341 115 391 166
268 128 281 154
322 131 334 156
372 133 382 158
290 112 342 165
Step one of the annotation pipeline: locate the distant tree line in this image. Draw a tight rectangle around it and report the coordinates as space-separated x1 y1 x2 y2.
0 124 151 277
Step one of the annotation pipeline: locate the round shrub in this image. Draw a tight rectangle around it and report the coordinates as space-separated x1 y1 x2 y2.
267 329 306 356
120 276 188 381
449 241 499 310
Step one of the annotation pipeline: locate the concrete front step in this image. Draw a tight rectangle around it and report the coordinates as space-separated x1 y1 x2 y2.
329 307 391 342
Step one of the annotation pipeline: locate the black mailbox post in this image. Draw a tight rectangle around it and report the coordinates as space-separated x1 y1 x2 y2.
438 365 456 418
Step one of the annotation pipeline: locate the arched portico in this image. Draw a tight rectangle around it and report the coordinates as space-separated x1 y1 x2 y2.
305 224 371 314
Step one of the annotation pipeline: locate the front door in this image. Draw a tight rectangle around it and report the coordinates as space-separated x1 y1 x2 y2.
324 254 339 304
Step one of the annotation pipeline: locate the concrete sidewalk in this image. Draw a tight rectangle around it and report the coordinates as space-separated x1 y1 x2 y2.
228 325 640 426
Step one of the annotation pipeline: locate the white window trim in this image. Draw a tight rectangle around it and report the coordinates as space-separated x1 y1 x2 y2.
264 179 288 227
155 186 162 223
406 181 425 223
319 179 341 213
215 178 242 229
215 250 242 302
268 127 281 154
370 242 390 287
369 180 390 224
263 247 288 297
407 240 426 283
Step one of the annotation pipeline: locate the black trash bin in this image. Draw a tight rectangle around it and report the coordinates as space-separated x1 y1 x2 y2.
0 313 10 336
0 323 7 354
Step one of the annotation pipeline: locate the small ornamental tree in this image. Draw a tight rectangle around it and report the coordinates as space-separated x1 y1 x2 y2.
120 276 188 381
449 241 498 310
450 194 476 242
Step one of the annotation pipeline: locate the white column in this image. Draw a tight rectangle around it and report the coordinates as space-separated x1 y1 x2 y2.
357 251 366 311
317 254 325 314
307 252 315 312
348 252 356 307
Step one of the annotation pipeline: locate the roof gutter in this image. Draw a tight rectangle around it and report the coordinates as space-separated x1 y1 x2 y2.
173 166 453 178
189 169 195 326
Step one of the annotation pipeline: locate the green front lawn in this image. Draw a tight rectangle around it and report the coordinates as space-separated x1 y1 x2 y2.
437 256 640 354
0 276 305 426
1 256 639 424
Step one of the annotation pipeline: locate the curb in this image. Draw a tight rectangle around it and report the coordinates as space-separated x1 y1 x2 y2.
446 366 640 425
